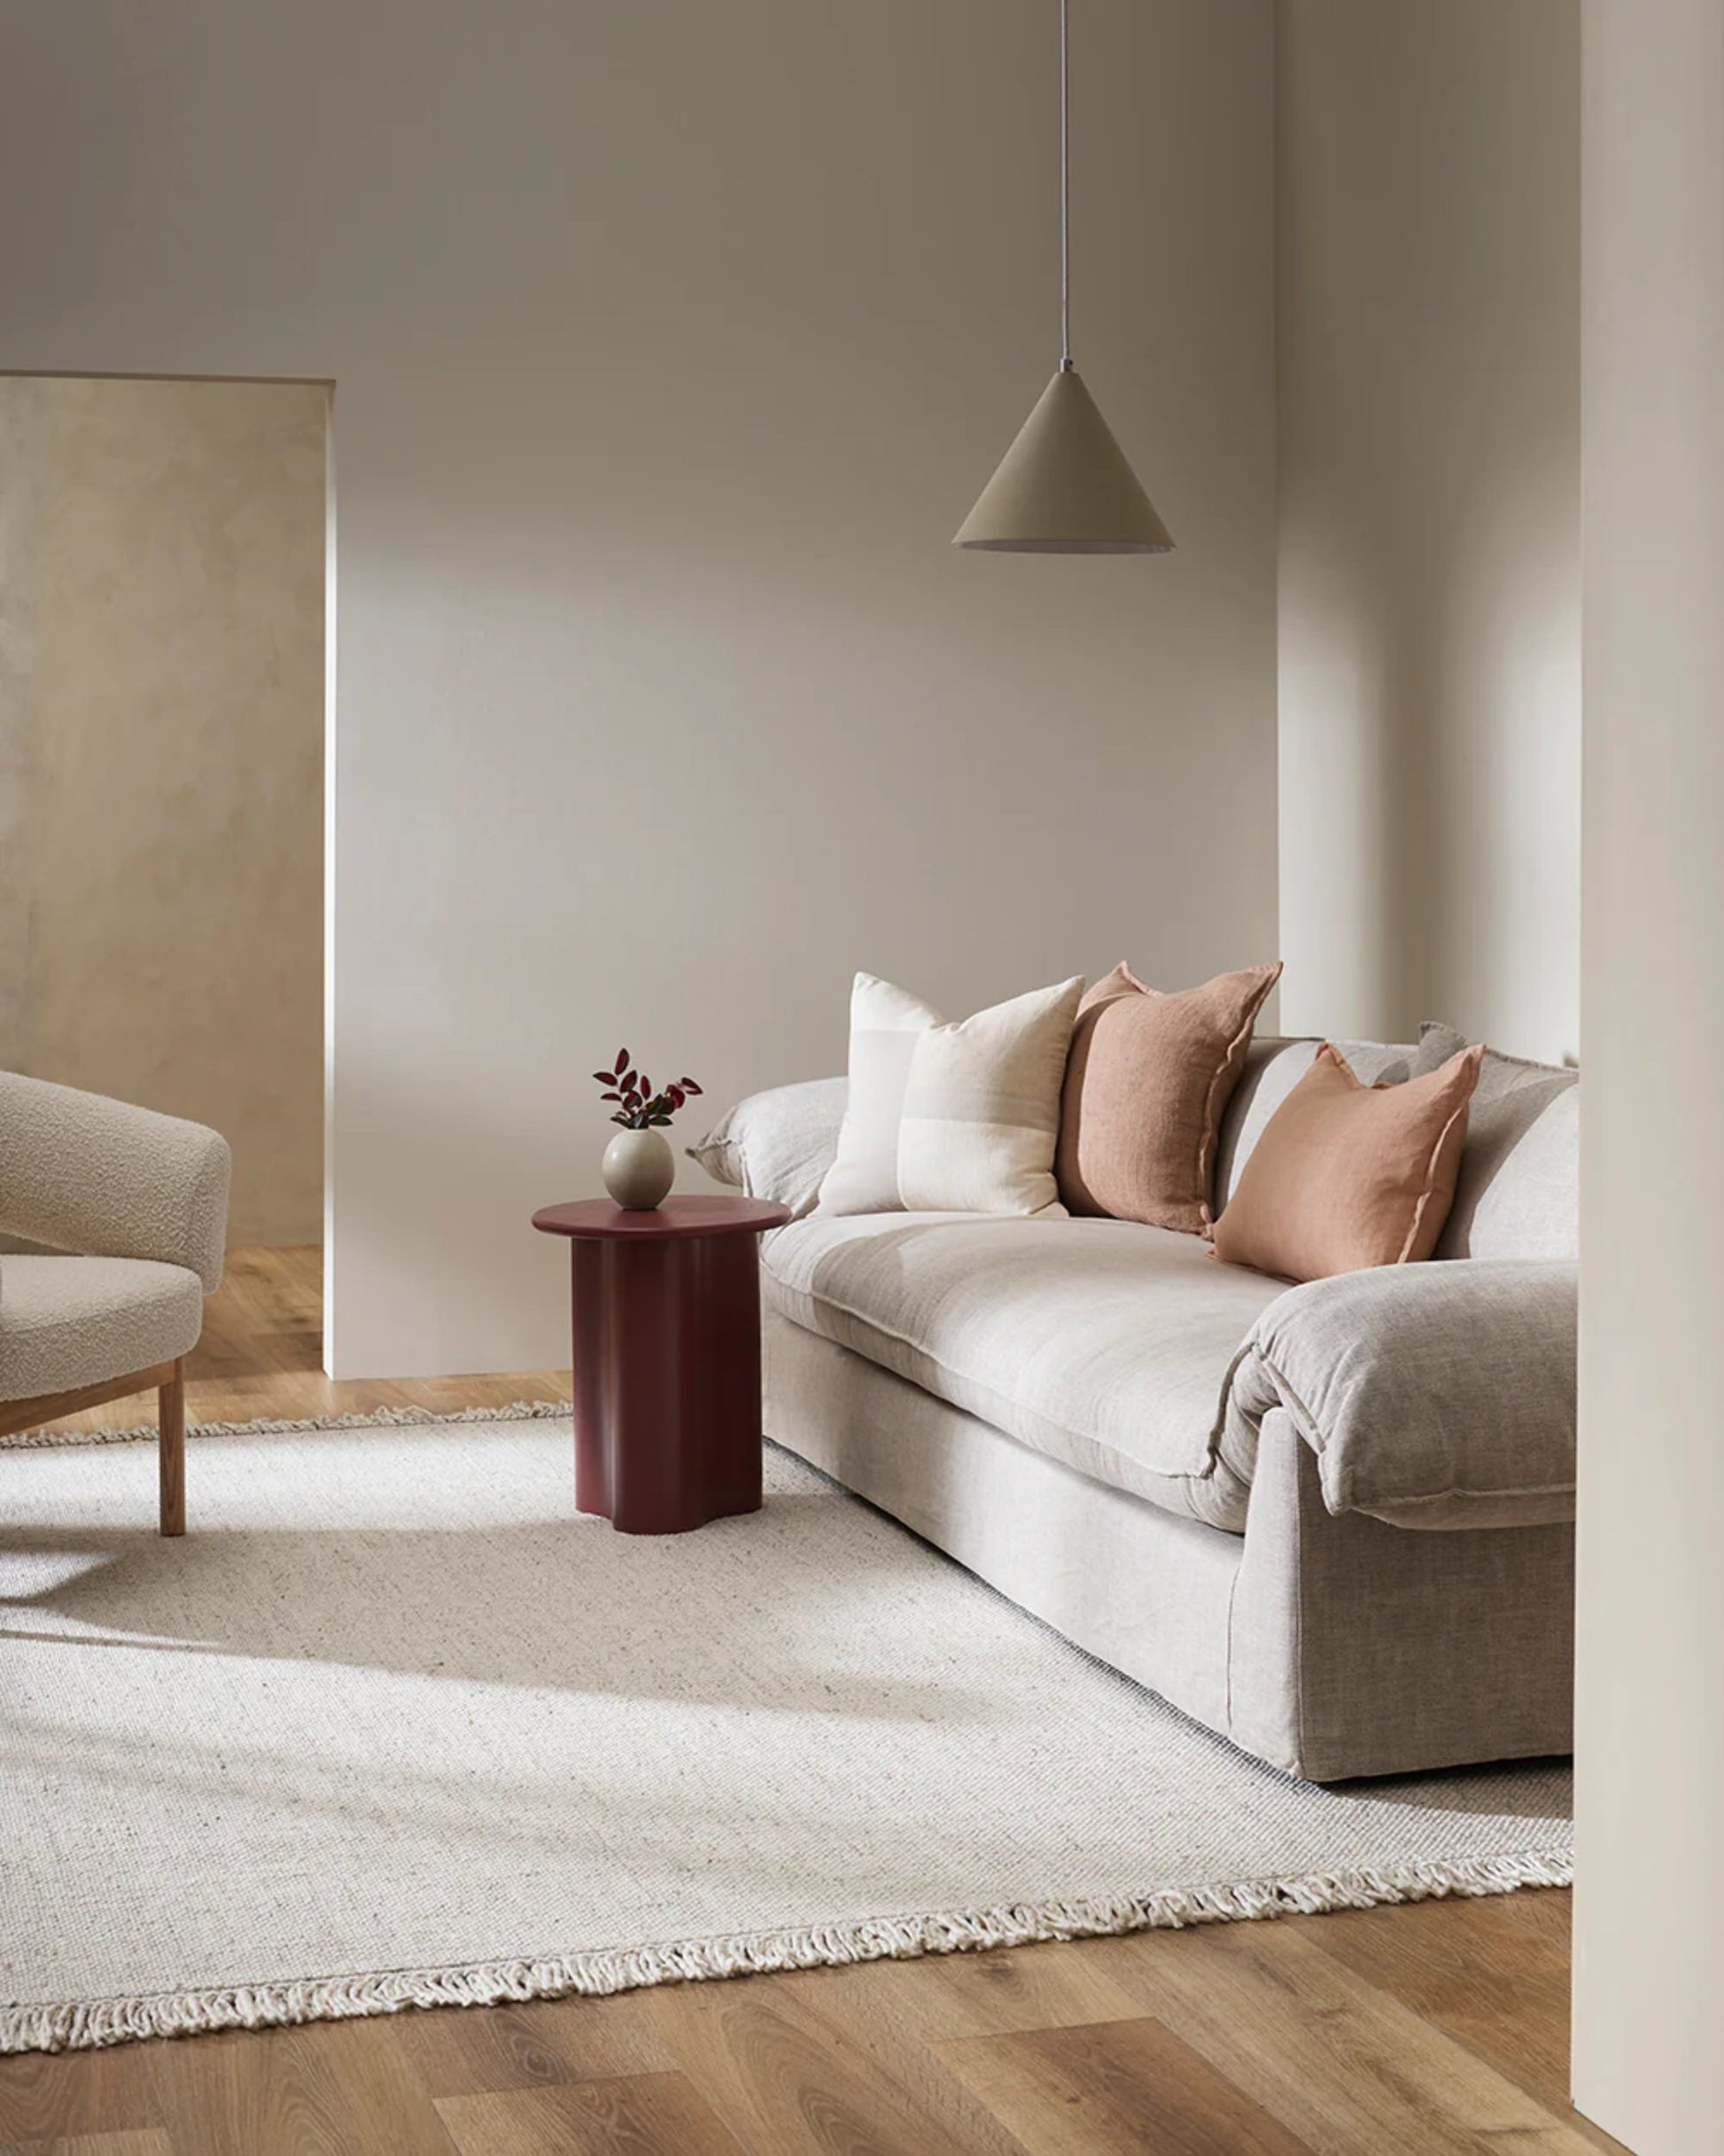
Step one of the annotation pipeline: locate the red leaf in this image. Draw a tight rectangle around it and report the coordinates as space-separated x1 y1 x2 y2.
621 1070 636 1092
614 1048 629 1076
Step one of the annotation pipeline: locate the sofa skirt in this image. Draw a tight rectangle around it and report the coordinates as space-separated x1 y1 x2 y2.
763 1308 1574 1782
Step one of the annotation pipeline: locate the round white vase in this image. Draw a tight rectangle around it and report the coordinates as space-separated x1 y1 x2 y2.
602 1127 675 1210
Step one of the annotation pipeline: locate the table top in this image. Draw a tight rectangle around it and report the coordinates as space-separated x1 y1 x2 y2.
532 1195 793 1241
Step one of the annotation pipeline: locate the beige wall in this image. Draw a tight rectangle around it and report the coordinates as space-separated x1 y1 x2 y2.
0 0 1278 1377
1573 2 1724 2146
0 377 325 1247
1276 0 1580 1059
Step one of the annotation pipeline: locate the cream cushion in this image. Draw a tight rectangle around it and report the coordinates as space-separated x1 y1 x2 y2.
819 974 1083 1218
897 977 1083 1216
819 976 944 1215
0 1256 204 1402
761 1210 1282 1529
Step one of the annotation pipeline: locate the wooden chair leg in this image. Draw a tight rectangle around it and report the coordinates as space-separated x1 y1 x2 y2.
159 1358 186 1537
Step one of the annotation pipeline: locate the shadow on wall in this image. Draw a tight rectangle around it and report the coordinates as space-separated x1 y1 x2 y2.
1275 0 1581 1062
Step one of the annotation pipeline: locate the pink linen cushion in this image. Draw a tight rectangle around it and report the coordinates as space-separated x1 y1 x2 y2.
1212 1041 1486 1282
1055 961 1283 1234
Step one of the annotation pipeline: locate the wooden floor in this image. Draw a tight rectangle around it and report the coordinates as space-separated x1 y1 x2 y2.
2 1249 1622 2156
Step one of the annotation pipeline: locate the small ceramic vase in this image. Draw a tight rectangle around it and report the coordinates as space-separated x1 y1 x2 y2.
602 1126 675 1210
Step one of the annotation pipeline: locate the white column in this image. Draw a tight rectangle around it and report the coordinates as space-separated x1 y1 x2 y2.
1573 1 1724 2147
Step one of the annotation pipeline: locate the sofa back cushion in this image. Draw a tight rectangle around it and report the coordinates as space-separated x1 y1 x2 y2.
1410 1023 1578 1260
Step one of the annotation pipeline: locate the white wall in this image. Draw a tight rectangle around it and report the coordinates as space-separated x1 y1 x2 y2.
1573 2 1724 2146
1276 0 1580 1059
0 1 1278 1377
0 377 325 1247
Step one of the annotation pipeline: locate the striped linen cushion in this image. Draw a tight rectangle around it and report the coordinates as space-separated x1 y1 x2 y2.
819 975 944 1214
819 973 1083 1218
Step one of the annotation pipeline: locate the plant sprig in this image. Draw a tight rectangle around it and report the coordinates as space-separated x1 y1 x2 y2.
593 1047 703 1130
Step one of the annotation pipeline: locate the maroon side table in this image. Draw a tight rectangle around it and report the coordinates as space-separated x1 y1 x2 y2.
532 1194 792 1535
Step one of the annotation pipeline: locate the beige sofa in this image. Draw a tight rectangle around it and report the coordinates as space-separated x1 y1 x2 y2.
698 1030 1578 1782
0 1073 230 1533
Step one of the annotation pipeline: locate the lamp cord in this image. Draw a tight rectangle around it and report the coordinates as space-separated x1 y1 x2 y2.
1060 0 1072 370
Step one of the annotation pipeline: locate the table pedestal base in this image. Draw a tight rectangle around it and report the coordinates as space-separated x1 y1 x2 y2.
571 1231 764 1534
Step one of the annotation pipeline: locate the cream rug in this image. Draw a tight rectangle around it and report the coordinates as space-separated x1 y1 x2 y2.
0 1408 1571 2053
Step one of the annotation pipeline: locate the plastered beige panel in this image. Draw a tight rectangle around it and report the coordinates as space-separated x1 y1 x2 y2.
1 377 325 1246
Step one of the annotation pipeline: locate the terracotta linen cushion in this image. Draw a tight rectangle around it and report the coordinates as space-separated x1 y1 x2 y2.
1055 961 1283 1234
1212 1041 1486 1282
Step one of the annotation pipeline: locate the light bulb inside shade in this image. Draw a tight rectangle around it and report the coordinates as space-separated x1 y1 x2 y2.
953 367 1173 556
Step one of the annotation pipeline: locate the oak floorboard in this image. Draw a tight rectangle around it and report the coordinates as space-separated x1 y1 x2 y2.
143 2019 460 2156
0 2054 168 2147
764 1940 1148 2045
1299 1894 1565 2103
641 1977 1033 2156
0 2135 177 2156
435 2072 746 2155
382 1994 680 2100
936 2012 1315 2156
1079 1921 1613 2156
687 1945 1149 2154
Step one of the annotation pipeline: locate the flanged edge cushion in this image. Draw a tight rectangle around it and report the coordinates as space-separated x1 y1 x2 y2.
1056 961 1282 1234
1213 1042 1484 1281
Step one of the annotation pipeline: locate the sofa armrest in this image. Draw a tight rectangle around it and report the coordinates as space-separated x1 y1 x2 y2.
0 1072 231 1292
687 1077 847 1220
1215 1258 1576 1529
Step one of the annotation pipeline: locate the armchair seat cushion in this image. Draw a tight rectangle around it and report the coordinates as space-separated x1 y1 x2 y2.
0 1256 204 1402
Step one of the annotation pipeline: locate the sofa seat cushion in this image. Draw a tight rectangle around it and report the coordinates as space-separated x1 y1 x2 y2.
761 1213 1284 1529
0 1256 204 1402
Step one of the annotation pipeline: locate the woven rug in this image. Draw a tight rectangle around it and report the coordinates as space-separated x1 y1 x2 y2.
0 1408 1571 2053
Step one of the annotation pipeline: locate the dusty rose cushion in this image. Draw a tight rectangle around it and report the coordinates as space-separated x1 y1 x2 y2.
1056 961 1283 1234
1212 1041 1486 1281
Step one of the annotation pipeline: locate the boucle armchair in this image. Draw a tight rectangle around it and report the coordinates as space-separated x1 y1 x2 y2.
0 1073 230 1534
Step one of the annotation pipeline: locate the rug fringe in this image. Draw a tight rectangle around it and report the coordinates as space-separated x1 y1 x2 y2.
0 1399 572 1451
0 1849 1573 2054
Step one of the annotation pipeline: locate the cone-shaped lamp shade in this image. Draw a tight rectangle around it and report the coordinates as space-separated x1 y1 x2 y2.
953 366 1173 555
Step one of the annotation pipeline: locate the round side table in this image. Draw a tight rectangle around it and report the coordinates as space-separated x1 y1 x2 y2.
531 1194 792 1535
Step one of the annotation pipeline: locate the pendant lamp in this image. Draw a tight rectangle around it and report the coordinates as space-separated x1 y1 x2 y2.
953 0 1173 555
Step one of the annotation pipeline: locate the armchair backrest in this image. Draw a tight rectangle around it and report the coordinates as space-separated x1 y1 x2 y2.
0 1071 231 1291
